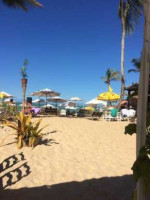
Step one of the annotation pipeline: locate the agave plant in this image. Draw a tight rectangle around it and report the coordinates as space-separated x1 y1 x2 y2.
1 112 48 149
28 119 48 147
3 112 32 149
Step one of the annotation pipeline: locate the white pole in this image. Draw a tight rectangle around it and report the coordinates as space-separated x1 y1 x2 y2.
136 0 150 199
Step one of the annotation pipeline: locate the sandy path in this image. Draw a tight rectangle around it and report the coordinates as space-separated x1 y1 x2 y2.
0 117 136 200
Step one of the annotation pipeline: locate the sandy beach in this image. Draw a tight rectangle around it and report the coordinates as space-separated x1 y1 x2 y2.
0 117 136 200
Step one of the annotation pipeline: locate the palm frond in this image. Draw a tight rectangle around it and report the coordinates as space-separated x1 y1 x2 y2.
128 69 139 73
118 0 143 34
125 0 143 34
111 77 121 81
2 0 43 11
101 76 107 80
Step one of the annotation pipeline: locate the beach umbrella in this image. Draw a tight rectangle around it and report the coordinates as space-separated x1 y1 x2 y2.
48 96 66 107
4 98 15 103
31 88 60 107
63 101 76 107
0 91 13 99
97 86 120 102
85 98 107 107
84 106 95 111
32 98 45 107
42 104 56 108
70 97 82 101
65 106 77 110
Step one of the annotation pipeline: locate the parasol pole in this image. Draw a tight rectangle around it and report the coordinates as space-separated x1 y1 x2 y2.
46 94 47 108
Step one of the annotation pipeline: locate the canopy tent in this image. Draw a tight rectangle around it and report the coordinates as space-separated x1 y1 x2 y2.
97 86 120 102
48 96 66 107
31 88 60 107
85 98 107 107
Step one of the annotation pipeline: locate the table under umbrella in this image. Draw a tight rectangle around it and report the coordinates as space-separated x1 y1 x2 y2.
31 88 60 107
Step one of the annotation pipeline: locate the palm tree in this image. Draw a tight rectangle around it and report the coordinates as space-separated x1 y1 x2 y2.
128 58 141 73
101 68 121 88
118 0 143 101
2 0 42 11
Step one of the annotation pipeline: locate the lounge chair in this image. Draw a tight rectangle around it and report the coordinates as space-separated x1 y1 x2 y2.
91 112 103 120
59 109 66 117
31 108 41 117
44 107 57 116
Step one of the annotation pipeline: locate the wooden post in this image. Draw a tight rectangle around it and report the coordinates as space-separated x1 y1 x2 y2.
136 0 150 199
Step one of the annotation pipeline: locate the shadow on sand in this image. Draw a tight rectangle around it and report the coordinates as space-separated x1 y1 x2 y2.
0 153 31 194
0 174 135 200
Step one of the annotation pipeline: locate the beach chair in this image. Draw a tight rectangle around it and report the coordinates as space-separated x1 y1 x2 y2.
91 112 103 120
104 109 118 121
44 108 58 116
31 108 41 117
59 109 66 117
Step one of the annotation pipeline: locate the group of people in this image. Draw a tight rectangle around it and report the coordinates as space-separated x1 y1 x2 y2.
106 105 136 119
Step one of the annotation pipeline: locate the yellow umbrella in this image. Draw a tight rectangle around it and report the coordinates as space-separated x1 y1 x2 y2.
84 106 95 111
0 92 13 99
0 93 8 98
97 86 120 101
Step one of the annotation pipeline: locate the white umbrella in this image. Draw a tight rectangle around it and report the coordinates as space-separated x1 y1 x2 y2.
65 106 77 110
4 98 15 103
48 96 66 107
63 101 76 107
85 98 107 107
32 98 45 107
32 98 45 103
70 97 82 101
42 104 56 108
31 88 60 107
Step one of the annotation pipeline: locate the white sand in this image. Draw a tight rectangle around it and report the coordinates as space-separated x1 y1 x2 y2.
0 117 136 200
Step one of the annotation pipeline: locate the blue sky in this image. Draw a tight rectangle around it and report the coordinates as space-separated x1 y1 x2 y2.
0 0 143 102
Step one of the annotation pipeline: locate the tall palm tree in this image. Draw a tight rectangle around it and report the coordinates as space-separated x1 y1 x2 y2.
118 0 143 101
128 58 141 73
1 0 42 11
101 68 121 88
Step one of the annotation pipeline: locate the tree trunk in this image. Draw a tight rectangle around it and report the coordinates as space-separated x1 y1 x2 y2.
136 0 150 199
120 19 126 102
